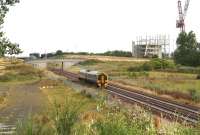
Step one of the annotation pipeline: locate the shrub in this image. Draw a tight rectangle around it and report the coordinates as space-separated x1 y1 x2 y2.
52 98 84 135
189 89 200 102
148 58 175 70
142 62 154 71
197 74 200 79
93 110 155 135
128 58 176 72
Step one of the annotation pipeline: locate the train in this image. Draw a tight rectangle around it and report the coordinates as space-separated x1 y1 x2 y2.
79 69 108 88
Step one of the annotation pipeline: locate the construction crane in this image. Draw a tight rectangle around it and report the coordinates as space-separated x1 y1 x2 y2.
176 0 190 32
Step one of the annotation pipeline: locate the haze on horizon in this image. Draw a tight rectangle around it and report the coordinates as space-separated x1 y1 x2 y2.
3 0 200 56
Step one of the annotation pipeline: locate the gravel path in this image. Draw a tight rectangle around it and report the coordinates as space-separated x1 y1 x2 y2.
0 83 47 134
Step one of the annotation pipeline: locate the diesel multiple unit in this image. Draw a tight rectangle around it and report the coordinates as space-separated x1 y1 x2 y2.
79 70 108 88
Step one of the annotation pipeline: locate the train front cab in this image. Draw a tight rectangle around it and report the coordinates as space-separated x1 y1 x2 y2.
97 73 108 88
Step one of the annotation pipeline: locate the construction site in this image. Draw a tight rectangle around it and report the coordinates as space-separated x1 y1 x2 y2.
131 0 190 58
132 35 170 58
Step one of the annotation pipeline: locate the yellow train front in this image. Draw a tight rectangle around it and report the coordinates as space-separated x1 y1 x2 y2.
79 70 108 88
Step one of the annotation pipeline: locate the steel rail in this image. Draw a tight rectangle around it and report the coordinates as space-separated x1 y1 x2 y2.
51 69 200 124
108 84 199 115
107 89 197 124
107 85 199 123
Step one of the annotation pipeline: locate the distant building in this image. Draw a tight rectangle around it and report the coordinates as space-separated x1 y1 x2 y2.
132 35 170 58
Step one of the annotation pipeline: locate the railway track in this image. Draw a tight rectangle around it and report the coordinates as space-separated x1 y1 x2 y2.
50 69 200 125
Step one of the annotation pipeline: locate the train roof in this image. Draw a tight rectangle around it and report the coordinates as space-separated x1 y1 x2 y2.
80 69 106 75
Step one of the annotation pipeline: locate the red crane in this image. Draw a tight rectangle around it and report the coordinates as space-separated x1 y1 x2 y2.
176 0 190 32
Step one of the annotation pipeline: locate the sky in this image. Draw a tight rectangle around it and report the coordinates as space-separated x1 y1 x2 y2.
3 0 200 56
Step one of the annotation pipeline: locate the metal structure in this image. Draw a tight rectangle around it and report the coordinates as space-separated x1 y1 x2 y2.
132 35 170 58
176 0 190 32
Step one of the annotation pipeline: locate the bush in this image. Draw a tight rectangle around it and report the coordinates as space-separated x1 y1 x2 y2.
128 58 176 72
93 109 155 135
197 74 200 79
149 58 175 70
189 89 200 102
142 62 154 71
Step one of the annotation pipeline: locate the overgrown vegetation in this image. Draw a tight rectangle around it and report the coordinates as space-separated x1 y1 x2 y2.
189 89 200 103
128 58 176 72
15 81 200 135
0 63 43 83
197 74 200 79
70 59 200 103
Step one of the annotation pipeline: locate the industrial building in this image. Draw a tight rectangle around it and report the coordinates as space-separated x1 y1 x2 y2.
132 35 170 58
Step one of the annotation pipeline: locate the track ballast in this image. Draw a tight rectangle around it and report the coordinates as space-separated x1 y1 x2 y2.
51 69 200 125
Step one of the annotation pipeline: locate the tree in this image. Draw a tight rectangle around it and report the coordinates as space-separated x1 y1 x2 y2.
7 43 22 56
55 50 63 56
174 31 200 66
0 43 7 56
0 0 21 57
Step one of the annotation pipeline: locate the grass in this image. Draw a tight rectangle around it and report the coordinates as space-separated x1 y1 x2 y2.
15 79 200 135
1 58 197 134
69 60 144 74
127 72 200 102
79 59 104 66
69 60 200 103
0 63 43 85
0 60 44 109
